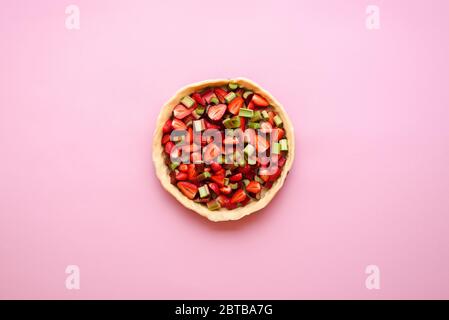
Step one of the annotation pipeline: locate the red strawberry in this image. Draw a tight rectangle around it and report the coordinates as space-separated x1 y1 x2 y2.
172 118 187 130
256 134 270 153
227 96 244 115
163 119 172 133
173 104 193 119
278 156 286 167
187 164 197 180
207 104 227 121
268 111 275 126
179 164 188 172
203 143 221 163
161 134 171 144
202 90 217 104
247 101 255 110
240 196 251 207
175 172 188 181
252 94 269 107
219 185 232 195
271 128 285 141
210 175 225 187
177 181 198 199
191 92 205 105
216 195 230 207
208 183 220 195
230 189 247 204
210 162 222 172
246 181 261 194
204 120 221 130
260 121 273 133
214 88 228 103
240 116 246 131
165 141 175 155
229 173 243 182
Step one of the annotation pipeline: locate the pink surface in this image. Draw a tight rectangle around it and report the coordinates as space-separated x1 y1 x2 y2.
1 0 449 299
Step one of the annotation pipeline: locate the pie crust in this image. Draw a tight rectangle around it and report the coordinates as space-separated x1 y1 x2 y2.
152 78 295 222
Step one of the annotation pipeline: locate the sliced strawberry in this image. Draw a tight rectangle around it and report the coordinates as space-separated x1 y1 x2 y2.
177 181 198 199
216 195 230 207
260 121 273 133
187 164 197 180
203 143 221 163
256 134 270 153
208 182 220 195
219 185 232 195
207 104 227 121
161 134 171 144
229 173 243 182
179 164 188 172
230 189 247 204
247 101 255 110
278 156 286 167
173 104 193 119
268 111 275 126
246 181 261 194
252 94 269 107
163 119 172 133
191 92 205 106
271 128 285 141
172 118 187 130
165 141 175 155
176 172 188 181
204 120 221 130
210 162 222 172
202 90 217 104
210 175 225 187
240 196 251 207
214 88 228 103
227 96 244 115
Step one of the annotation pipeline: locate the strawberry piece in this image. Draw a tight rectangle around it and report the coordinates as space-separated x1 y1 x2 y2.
161 134 171 145
260 121 273 133
204 120 221 130
208 182 220 195
211 175 225 187
165 141 175 155
219 185 232 195
191 92 205 106
247 101 255 110
210 162 222 172
203 143 221 163
278 156 286 167
271 128 285 141
207 104 227 121
229 173 243 182
230 189 247 204
172 118 187 130
216 195 230 207
252 94 269 107
227 96 244 115
173 104 193 119
163 119 172 133
214 88 228 103
202 90 217 104
177 181 198 199
187 164 197 180
176 172 188 181
256 134 270 153
179 164 188 172
268 111 275 126
240 196 251 207
246 181 261 194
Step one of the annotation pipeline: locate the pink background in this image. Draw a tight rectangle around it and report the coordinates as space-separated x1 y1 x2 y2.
1 0 449 299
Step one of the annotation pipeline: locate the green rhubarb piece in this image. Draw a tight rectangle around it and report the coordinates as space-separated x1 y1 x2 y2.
244 144 255 157
195 106 205 116
243 91 253 99
272 142 281 154
229 183 238 190
223 178 230 186
197 171 211 181
225 92 237 103
223 116 241 129
261 110 269 120
239 108 254 118
207 199 221 211
228 82 238 90
255 175 265 184
193 119 205 132
210 97 219 105
217 155 225 164
199 185 210 198
243 179 250 187
247 155 256 165
170 162 179 170
251 110 262 122
181 96 195 108
273 115 283 127
248 122 261 130
280 139 288 151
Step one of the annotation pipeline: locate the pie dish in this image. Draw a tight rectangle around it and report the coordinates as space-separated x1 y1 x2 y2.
152 78 295 222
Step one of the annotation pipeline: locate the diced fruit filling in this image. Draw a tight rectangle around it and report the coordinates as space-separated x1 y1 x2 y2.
161 83 289 211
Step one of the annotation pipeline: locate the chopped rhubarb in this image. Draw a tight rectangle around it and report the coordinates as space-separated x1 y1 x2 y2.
238 108 254 118
280 139 288 151
225 92 237 103
206 199 221 211
228 82 238 90
181 96 195 108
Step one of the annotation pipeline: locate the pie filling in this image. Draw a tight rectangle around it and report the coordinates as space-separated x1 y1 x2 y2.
161 82 289 211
